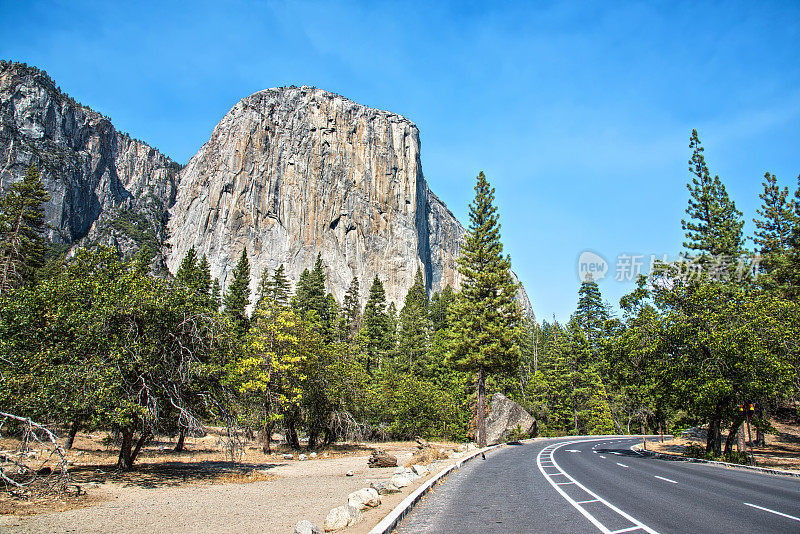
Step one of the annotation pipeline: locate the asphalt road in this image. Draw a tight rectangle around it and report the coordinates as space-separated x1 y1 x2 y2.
394 436 800 533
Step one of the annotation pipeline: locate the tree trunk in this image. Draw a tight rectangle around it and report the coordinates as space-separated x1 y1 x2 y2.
477 366 486 448
65 418 81 450
723 415 744 455
755 403 766 447
285 418 300 449
118 428 134 470
174 428 186 452
117 427 151 470
262 422 273 454
307 427 318 451
706 412 723 456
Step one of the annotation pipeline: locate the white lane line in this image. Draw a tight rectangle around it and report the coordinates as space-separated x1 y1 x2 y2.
611 527 643 533
616 463 630 468
744 503 800 522
599 455 607 459
611 452 621 455
566 449 581 452
536 439 659 534
556 481 576 485
577 499 601 504
654 476 677 484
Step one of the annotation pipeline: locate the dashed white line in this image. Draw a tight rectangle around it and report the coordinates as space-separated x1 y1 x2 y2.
611 527 643 533
744 503 800 522
654 476 677 484
599 455 606 459
616 463 630 468
577 498 601 504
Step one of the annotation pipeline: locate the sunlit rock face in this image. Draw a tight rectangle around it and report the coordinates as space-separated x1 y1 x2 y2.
167 86 533 314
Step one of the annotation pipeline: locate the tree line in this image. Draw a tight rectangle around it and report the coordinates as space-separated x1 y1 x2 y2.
1 131 798 471
0 168 524 469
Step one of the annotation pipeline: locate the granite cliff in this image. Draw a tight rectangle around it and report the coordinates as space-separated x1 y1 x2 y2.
0 61 179 263
167 86 533 314
0 61 532 315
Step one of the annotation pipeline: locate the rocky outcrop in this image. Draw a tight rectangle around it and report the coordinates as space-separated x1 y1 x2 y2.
167 86 533 314
0 61 179 262
485 393 537 445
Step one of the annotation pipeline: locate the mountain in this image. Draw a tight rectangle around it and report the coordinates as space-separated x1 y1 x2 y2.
167 86 533 314
0 61 533 315
0 60 179 264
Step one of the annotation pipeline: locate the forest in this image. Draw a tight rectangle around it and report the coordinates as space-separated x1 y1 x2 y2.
0 130 798 476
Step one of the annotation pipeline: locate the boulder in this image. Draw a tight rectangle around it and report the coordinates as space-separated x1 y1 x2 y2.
390 474 411 488
324 505 362 532
485 393 537 445
283 454 294 460
345 470 354 477
370 481 400 495
294 520 322 534
347 488 381 510
411 464 429 477
368 448 398 468
298 454 308 461
309 452 317 458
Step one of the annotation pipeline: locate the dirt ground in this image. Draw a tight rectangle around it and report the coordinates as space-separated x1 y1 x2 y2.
0 427 471 533
647 417 800 471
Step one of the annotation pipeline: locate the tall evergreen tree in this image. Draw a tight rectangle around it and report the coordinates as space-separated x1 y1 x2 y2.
574 276 606 353
681 130 744 259
429 284 455 332
210 278 222 311
0 165 51 293
176 247 199 288
292 254 336 339
398 268 429 374
257 264 291 310
223 249 251 337
339 275 361 342
446 172 522 447
197 255 212 296
359 276 390 373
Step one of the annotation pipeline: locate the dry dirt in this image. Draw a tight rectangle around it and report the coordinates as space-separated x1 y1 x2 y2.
0 428 470 533
647 417 800 471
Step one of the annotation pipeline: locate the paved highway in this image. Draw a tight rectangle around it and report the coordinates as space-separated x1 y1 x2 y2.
395 436 800 533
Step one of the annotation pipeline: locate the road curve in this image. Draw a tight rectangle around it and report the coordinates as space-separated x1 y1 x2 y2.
394 436 800 533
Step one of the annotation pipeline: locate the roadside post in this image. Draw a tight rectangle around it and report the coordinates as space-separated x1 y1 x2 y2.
745 403 755 465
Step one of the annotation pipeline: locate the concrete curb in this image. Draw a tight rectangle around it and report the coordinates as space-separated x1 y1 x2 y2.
632 445 800 478
367 444 503 534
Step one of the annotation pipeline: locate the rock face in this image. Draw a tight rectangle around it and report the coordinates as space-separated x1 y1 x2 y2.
485 392 537 445
0 61 179 262
167 86 533 313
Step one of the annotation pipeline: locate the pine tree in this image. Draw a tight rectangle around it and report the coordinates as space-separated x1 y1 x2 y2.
359 276 390 373
176 247 199 288
223 249 251 337
574 277 606 353
256 264 291 310
446 172 522 447
210 278 222 311
197 255 212 296
429 284 455 332
0 165 51 293
339 275 361 342
398 268 429 374
292 254 335 339
681 130 744 259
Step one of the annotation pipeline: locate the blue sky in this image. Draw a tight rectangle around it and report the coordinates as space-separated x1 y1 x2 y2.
2 0 799 322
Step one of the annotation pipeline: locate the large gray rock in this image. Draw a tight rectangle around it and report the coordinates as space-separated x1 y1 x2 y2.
368 448 397 468
324 504 362 532
0 61 178 264
347 487 380 510
370 480 400 495
294 520 322 534
166 85 534 316
485 393 537 445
